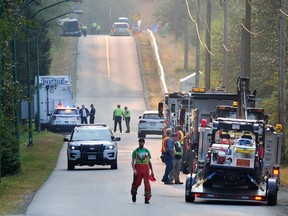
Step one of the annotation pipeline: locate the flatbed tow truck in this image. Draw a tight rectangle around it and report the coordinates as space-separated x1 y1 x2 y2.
185 78 282 206
185 119 281 205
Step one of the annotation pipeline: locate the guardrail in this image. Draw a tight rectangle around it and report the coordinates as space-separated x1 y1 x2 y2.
147 29 168 94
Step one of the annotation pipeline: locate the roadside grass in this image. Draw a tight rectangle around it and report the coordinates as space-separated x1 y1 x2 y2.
0 130 64 215
281 166 288 187
135 32 163 110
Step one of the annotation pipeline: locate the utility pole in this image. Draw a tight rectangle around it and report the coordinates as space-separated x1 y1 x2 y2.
195 0 201 87
223 0 228 89
174 0 179 40
242 0 251 78
205 0 211 90
184 7 189 71
279 0 286 161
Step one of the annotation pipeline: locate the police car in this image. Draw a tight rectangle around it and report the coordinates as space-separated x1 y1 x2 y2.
49 105 80 132
65 124 120 170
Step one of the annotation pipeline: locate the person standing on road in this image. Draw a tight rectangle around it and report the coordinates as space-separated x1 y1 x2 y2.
113 104 123 133
89 104 96 124
176 125 185 171
131 138 154 204
79 104 89 124
168 133 183 184
161 128 174 184
123 106 131 133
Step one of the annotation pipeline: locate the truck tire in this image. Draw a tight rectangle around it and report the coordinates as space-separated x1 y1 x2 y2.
185 195 195 203
185 174 195 203
267 193 277 206
267 178 278 206
111 159 118 170
67 160 75 170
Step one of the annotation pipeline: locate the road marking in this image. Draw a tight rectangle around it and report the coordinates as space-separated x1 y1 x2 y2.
106 36 110 78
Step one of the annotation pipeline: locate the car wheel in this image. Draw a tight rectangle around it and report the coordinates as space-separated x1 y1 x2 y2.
111 159 118 170
67 160 75 170
138 132 146 138
138 132 145 138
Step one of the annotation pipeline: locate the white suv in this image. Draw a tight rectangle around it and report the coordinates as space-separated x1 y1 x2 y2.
49 106 80 132
110 22 131 36
138 110 165 138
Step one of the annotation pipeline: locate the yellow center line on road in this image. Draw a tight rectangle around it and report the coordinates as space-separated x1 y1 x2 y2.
106 36 110 78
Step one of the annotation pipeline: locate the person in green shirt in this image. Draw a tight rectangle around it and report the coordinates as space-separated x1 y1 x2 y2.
123 106 131 133
131 138 154 204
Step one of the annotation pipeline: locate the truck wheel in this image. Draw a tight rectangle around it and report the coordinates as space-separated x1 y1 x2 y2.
267 178 278 206
267 193 277 206
67 160 75 170
111 160 118 170
185 174 195 203
185 195 195 203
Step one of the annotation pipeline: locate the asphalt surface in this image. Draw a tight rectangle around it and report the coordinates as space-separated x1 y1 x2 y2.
23 35 288 216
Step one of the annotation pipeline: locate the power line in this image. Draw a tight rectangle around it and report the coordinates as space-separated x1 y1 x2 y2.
185 0 213 54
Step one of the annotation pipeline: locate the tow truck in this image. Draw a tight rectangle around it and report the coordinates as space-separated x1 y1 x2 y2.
185 78 282 205
162 78 258 173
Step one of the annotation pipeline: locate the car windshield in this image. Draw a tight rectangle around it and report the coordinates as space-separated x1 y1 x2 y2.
72 129 112 141
54 109 78 115
143 114 163 120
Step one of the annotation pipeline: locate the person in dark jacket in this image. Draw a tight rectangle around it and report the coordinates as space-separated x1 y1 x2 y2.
89 104 96 124
79 104 89 124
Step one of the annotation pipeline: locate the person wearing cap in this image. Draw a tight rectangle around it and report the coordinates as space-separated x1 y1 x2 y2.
131 138 154 204
168 133 183 184
161 128 174 184
113 104 124 133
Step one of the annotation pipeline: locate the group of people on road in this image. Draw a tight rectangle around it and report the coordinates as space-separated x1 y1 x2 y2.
80 22 101 37
161 125 184 185
78 104 131 132
113 104 131 133
78 104 96 124
130 125 185 205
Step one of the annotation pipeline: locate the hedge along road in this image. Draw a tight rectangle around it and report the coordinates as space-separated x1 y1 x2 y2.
25 35 286 216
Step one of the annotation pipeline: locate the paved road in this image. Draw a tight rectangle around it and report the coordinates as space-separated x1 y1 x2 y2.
25 35 287 216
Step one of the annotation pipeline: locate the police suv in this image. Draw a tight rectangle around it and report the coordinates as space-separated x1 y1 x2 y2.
49 106 80 132
65 124 120 170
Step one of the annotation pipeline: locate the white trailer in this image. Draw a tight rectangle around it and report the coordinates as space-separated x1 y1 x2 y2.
34 75 74 130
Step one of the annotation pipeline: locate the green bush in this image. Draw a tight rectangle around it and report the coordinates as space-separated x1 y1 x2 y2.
0 124 21 176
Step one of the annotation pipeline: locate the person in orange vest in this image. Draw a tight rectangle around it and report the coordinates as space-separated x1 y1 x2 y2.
161 128 174 184
131 138 154 204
